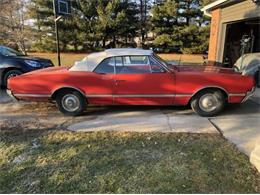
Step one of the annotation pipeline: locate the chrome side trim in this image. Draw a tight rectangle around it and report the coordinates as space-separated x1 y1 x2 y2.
13 93 51 98
175 94 193 97
191 86 248 98
86 94 177 98
229 93 246 97
12 92 248 99
12 93 179 98
192 86 229 97
6 89 18 101
241 87 256 103
86 94 112 97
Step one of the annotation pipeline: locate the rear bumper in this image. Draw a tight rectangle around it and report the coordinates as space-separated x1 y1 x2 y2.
242 87 256 103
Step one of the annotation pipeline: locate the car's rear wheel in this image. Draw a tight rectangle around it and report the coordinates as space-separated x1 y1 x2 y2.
191 89 225 117
254 70 259 87
3 69 23 87
56 90 86 116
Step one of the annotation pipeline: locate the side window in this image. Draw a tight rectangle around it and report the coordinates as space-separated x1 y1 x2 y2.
94 57 115 74
149 56 165 73
116 56 151 74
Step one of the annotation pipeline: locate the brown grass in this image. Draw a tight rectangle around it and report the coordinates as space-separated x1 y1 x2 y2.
1 129 259 193
29 52 204 66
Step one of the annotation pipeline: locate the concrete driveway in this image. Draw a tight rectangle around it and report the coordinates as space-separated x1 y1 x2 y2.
210 89 260 172
0 89 12 103
0 88 260 172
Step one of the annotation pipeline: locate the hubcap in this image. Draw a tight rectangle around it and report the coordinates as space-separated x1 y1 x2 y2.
7 73 19 79
199 94 219 112
61 94 80 112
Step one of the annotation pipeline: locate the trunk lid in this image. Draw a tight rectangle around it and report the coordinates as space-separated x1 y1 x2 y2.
170 64 239 74
23 66 69 75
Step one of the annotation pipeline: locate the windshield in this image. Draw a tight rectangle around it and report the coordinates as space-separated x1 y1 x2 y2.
153 53 168 66
0 46 24 57
152 53 175 71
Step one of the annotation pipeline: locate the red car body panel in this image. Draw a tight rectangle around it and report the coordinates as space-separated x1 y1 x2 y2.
8 64 255 106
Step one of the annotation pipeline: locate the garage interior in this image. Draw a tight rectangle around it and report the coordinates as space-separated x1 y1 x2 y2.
223 18 260 67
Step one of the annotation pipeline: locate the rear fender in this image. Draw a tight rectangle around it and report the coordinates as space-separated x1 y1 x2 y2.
51 86 86 100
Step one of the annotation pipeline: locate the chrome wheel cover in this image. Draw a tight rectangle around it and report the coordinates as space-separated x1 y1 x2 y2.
61 94 80 112
199 94 219 112
7 73 19 79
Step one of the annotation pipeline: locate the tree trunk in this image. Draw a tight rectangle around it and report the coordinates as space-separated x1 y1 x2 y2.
17 40 27 55
113 35 116 48
62 43 67 52
73 42 78 51
102 37 106 48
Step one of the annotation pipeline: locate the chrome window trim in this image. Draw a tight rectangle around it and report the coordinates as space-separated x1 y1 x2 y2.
93 57 115 75
92 54 170 74
150 55 171 73
115 55 152 74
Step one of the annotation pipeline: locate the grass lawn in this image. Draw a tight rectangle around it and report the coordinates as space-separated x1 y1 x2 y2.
0 129 259 193
29 52 205 66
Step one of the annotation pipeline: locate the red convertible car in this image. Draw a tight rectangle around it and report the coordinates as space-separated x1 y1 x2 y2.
7 48 255 117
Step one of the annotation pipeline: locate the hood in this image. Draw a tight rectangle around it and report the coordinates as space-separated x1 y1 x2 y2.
12 55 52 62
171 64 239 74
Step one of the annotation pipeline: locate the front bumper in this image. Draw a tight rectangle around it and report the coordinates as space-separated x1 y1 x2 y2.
242 86 256 103
6 89 18 101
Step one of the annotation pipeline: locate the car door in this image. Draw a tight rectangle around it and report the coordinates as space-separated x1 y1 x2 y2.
83 57 115 105
113 55 176 105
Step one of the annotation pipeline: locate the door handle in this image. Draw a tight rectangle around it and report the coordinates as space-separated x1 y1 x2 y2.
115 79 126 82
115 79 126 85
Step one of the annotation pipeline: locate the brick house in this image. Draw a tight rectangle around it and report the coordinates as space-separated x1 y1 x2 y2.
202 0 260 67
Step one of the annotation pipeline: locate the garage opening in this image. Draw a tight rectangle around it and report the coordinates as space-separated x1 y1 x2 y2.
222 18 260 68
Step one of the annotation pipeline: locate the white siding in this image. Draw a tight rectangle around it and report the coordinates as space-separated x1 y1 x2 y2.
221 0 260 23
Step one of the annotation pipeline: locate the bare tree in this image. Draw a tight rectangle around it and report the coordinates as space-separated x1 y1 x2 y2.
0 0 30 54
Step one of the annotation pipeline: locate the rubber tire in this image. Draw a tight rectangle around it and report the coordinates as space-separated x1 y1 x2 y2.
3 69 23 87
56 90 86 116
190 90 225 117
254 71 259 88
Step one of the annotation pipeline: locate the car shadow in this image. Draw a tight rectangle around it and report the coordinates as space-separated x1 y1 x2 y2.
0 89 12 103
216 100 260 118
83 105 191 116
83 99 260 118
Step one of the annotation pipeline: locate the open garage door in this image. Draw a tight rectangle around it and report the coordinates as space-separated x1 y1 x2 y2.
222 18 260 68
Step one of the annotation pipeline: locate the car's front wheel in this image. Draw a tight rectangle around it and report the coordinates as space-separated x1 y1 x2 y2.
3 69 23 87
56 90 86 116
191 89 225 117
254 70 260 87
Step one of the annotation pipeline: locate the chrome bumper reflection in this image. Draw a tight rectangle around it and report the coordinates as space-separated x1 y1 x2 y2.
6 89 18 101
242 87 256 103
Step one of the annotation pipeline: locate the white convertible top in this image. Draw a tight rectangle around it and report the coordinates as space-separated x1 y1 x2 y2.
70 48 153 72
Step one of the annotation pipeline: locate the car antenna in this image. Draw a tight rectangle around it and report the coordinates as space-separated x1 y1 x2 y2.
178 55 182 66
